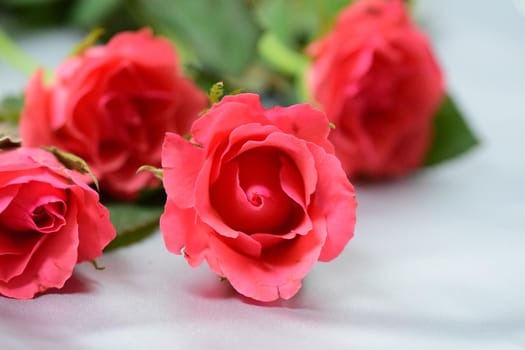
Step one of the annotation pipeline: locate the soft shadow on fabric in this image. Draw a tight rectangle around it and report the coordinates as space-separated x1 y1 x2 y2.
42 272 95 297
187 275 318 309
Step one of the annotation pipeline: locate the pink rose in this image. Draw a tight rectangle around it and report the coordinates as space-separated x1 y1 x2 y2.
160 93 356 302
0 147 116 299
307 0 444 178
20 28 208 199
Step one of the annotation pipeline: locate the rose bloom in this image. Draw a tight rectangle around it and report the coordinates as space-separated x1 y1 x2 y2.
20 28 208 199
160 93 357 302
307 0 444 178
0 147 116 299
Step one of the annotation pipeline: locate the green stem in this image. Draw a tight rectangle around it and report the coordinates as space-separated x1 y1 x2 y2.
0 28 41 77
258 32 308 77
258 32 312 103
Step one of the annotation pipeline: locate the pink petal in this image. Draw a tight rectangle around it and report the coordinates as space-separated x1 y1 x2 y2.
209 123 281 184
71 185 116 263
19 70 55 149
167 77 208 135
238 132 318 207
0 203 80 299
194 157 240 239
216 233 262 259
248 207 314 249
207 235 293 302
308 144 357 261
207 213 326 301
210 148 299 235
162 132 205 209
0 184 19 213
0 230 44 282
191 93 267 150
103 28 180 69
266 103 334 153
0 182 67 234
278 154 306 209
160 199 209 267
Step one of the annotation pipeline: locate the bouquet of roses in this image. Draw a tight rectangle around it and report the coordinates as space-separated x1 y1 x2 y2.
0 0 476 301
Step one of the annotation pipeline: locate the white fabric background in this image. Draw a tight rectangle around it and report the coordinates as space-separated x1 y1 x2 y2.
1 0 524 349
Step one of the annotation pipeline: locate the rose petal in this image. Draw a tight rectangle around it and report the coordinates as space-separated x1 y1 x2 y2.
0 202 80 299
162 132 205 209
191 93 267 150
160 199 209 267
207 208 326 302
104 28 179 69
198 124 282 239
194 157 239 239
0 182 67 234
266 103 334 153
249 210 313 249
308 144 357 261
238 132 318 207
211 148 298 235
0 230 43 282
30 201 66 234
216 233 262 259
278 154 306 209
0 184 19 214
210 123 280 184
100 161 158 201
19 70 55 149
71 185 116 263
168 77 209 135
207 235 293 302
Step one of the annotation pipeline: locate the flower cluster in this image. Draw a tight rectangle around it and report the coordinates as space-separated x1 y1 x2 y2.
0 0 476 302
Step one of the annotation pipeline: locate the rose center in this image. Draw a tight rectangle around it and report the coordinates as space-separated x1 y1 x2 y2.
210 147 302 235
248 187 264 207
0 182 68 235
31 201 67 234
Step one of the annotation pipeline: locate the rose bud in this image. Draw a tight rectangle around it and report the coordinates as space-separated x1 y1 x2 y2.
160 93 357 302
307 0 444 178
0 147 116 299
20 28 208 199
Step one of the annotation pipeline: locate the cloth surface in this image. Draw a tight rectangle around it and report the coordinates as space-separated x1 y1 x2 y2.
1 1 524 349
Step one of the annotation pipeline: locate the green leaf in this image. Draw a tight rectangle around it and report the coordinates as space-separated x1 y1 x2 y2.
136 165 163 180
255 0 316 48
0 94 23 124
135 0 259 75
424 95 479 166
0 1 71 27
104 203 164 252
0 27 40 77
258 32 308 76
257 32 310 102
255 0 353 49
0 0 61 6
0 134 21 150
0 95 23 147
208 81 224 105
44 146 99 190
70 0 123 28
